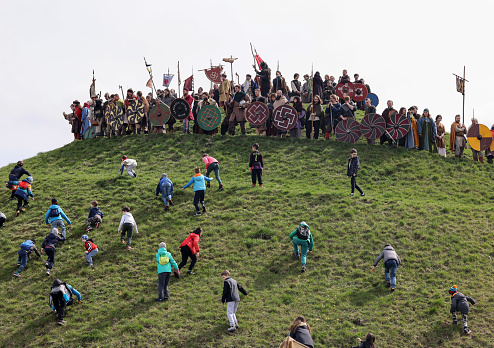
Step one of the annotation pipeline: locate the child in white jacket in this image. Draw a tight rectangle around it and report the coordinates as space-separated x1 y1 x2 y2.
117 206 139 250
120 156 137 177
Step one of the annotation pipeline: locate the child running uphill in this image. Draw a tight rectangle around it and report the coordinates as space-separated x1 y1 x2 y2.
13 176 34 216
155 242 179 301
156 173 174 211
249 143 264 187
49 279 82 325
45 198 72 238
6 160 31 200
289 221 314 272
41 228 66 275
120 155 137 178
202 153 223 190
85 200 104 231
14 239 41 277
182 167 213 216
117 206 139 250
81 234 98 267
347 148 365 197
0 211 5 227
449 285 476 335
178 227 202 275
221 270 248 332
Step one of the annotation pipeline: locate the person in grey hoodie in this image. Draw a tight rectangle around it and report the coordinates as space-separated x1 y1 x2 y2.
221 270 248 332
44 198 72 238
371 243 401 292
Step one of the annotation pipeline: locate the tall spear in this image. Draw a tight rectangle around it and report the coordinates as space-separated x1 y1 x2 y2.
178 61 181 98
310 63 314 140
144 57 158 97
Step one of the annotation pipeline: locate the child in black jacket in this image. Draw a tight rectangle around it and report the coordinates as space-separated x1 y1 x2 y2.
347 149 364 197
249 143 264 187
449 285 476 335
221 270 248 332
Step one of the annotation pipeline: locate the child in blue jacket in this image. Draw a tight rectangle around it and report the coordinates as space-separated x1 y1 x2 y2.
44 198 72 238
156 173 174 211
49 279 82 325
182 167 213 216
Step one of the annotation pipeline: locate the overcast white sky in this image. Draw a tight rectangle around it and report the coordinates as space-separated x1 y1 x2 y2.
1 0 493 168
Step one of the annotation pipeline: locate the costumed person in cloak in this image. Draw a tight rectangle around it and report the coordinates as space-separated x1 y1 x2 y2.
101 93 112 137
271 71 290 97
273 90 288 137
182 88 194 134
449 114 466 159
196 92 218 135
134 91 149 135
221 92 235 136
435 115 447 157
403 106 417 149
160 88 176 134
301 74 312 104
71 100 82 140
253 61 271 97
312 72 324 103
290 73 302 102
81 102 91 139
467 118 484 163
251 89 267 136
123 89 136 136
241 74 257 99
219 74 230 107
417 108 438 153
380 100 397 146
226 85 250 136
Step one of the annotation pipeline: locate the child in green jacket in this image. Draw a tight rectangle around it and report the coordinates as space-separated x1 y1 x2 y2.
289 221 314 272
155 242 179 301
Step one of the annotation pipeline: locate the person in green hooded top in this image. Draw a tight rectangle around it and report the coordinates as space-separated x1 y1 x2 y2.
418 108 438 153
289 221 314 272
155 242 179 301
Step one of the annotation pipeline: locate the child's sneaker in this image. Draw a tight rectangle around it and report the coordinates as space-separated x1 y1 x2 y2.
154 298 163 302
57 320 67 325
259 184 264 188
252 183 256 187
193 211 201 216
385 281 391 288
350 193 354 196
218 186 224 191
202 205 206 213
168 198 174 206
361 193 365 196
187 270 195 275
17 263 21 267
206 183 211 188
391 288 395 292
126 246 134 250
46 269 51 276
45 262 49 268
15 210 20 217
165 206 170 211
464 328 471 335
14 272 20 277
85 226 92 232
227 326 236 332
21 207 26 212
121 240 126 244
452 320 458 325
301 265 306 272
95 222 100 229
292 252 299 259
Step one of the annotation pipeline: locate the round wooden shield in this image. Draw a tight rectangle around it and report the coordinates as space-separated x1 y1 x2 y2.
360 113 386 140
245 102 269 126
83 126 97 139
126 99 145 125
335 119 361 143
367 93 379 107
336 82 355 99
272 105 298 131
352 83 368 102
386 112 410 140
170 98 191 120
197 105 222 131
467 124 492 151
109 104 124 132
149 102 171 127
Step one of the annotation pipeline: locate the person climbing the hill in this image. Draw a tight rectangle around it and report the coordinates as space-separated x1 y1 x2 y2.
0 211 5 227
13 176 34 217
156 173 174 211
155 242 179 301
202 153 224 191
81 234 98 267
221 270 248 332
249 143 264 187
117 206 139 250
44 198 72 238
85 200 104 232
178 227 202 275
347 149 365 197
120 155 137 178
41 228 66 276
6 160 30 200
371 243 401 292
289 221 314 272
353 333 376 348
449 285 476 335
13 238 41 277
49 279 82 325
286 316 314 348
181 167 213 216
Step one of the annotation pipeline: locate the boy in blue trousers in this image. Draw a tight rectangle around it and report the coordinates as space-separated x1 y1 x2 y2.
182 167 213 216
156 173 174 211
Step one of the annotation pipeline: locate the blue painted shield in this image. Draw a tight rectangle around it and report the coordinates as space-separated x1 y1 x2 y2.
367 93 379 107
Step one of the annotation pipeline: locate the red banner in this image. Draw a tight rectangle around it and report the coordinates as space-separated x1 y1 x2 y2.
204 66 222 84
184 75 194 92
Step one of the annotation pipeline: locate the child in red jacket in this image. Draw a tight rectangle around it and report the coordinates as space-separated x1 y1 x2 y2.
81 234 99 267
178 227 202 275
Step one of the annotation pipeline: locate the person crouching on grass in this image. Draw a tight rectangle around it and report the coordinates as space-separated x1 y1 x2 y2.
449 285 476 335
181 167 213 216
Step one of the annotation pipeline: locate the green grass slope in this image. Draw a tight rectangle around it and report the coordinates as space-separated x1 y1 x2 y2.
1 132 493 348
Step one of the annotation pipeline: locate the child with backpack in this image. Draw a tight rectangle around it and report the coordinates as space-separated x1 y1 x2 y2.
178 227 202 275
7 160 31 200
49 279 82 325
44 198 72 238
249 143 264 187
120 155 137 178
221 270 248 332
117 206 139 250
449 285 476 335
85 200 104 232
12 176 34 216
181 167 213 216
347 148 365 197
155 242 179 301
155 173 174 211
81 234 98 267
41 228 66 275
289 221 314 272
14 239 41 277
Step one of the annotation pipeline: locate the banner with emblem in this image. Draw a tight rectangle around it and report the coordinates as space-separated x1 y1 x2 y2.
204 66 223 84
163 74 174 87
456 76 465 94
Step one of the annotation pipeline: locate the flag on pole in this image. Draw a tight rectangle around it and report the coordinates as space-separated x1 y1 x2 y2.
163 74 174 87
456 76 465 94
184 75 194 91
204 66 223 84
146 78 153 89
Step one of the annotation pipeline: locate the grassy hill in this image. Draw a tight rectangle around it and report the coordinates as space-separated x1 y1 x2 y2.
1 128 493 347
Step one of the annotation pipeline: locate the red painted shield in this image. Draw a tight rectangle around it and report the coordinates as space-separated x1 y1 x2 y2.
335 119 361 143
352 83 368 102
272 105 298 131
246 102 269 126
204 66 223 84
386 112 410 140
360 113 386 140
336 82 355 99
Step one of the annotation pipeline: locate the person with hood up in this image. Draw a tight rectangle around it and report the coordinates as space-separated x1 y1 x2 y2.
155 242 179 301
13 176 34 216
44 198 72 238
41 228 66 275
289 222 314 272
49 279 81 325
155 173 174 211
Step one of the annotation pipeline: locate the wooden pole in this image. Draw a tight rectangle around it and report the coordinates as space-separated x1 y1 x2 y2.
178 61 181 98
462 65 465 125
